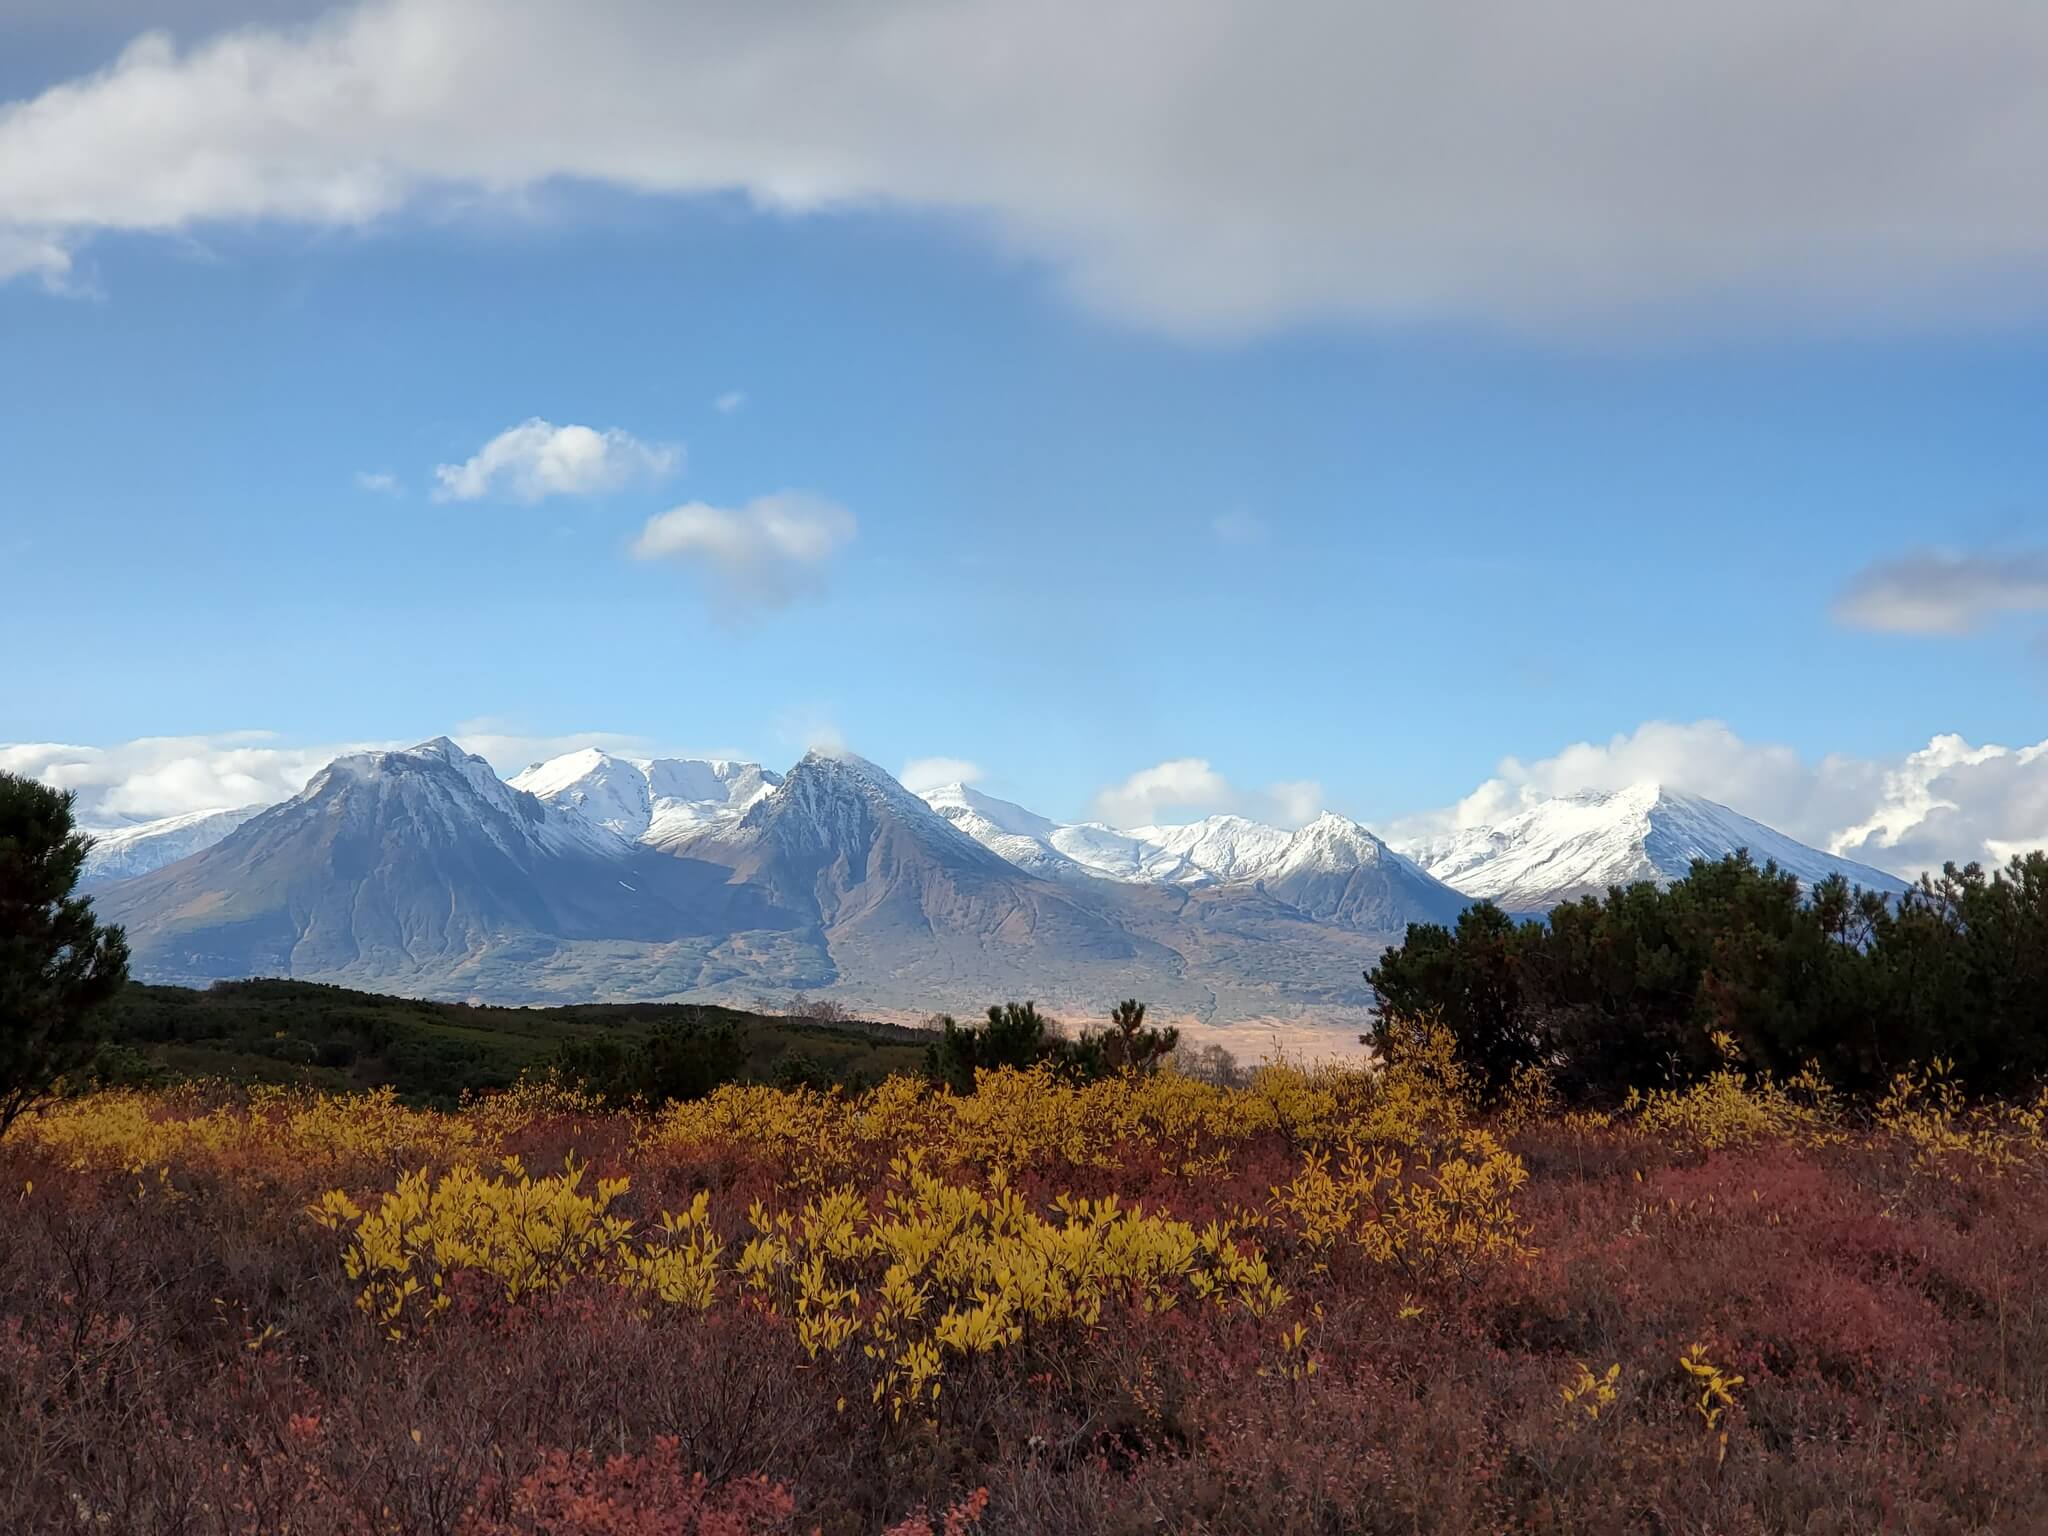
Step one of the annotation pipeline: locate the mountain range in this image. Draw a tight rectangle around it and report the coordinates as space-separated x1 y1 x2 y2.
81 739 1909 1032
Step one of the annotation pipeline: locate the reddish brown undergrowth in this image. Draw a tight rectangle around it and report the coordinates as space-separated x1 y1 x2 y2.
3 1077 2047 1534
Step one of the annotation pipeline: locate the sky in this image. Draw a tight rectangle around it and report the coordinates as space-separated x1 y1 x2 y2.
3 0 2047 876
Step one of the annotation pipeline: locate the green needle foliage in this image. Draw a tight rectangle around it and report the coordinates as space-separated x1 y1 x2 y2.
1369 849 2048 1103
0 771 130 1135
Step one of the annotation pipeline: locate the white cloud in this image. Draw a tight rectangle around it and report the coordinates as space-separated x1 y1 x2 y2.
9 3 2048 337
0 723 721 825
354 469 400 495
0 733 383 824
713 390 747 415
631 492 855 612
1211 509 1269 546
432 419 679 504
1094 758 1323 829
899 756 983 793
0 227 75 289
1834 549 2048 635
1264 779 1325 826
1829 734 2048 873
443 719 683 776
1388 719 2048 879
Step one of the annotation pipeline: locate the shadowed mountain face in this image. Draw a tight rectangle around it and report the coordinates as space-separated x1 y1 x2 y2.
1253 814 1474 931
97 740 815 998
95 741 1460 1027
668 752 1191 1003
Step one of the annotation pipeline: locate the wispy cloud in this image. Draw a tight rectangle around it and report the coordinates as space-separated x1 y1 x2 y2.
631 492 855 614
0 228 76 291
900 756 983 792
713 390 747 415
1834 548 2048 635
354 469 401 495
432 418 679 504
1093 757 1323 829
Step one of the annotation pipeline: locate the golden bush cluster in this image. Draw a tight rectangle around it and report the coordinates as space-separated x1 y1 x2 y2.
279 1028 1538 1419
22 1084 478 1177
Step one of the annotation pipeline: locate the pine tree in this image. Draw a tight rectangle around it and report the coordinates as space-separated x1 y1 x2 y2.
0 772 130 1135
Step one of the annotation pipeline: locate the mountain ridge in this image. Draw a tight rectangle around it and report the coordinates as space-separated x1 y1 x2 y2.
79 740 1911 1034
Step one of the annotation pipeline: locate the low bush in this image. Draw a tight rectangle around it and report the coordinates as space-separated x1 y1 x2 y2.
6 1039 2048 1531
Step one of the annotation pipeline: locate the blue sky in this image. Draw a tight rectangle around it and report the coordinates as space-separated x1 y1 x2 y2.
3 1 2046 868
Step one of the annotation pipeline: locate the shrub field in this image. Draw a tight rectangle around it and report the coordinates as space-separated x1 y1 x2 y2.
5 1031 2048 1533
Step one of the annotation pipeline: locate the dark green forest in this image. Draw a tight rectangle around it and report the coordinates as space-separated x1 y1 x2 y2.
1368 849 2048 1102
88 979 934 1105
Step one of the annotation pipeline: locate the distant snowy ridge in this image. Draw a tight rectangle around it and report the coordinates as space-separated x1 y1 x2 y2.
927 784 1419 889
510 748 780 848
80 805 267 887
920 783 1184 881
1396 782 1911 913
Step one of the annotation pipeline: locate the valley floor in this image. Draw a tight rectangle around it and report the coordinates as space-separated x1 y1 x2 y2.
3 1057 2045 1533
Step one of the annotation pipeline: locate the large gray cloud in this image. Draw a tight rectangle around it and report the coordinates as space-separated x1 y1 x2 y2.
1834 549 2048 635
4 1 2048 335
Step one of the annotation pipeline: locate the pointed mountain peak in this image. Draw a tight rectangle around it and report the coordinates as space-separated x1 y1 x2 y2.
1282 811 1388 858
722 747 1011 872
533 744 617 774
1407 780 1910 911
779 748 933 811
407 735 474 763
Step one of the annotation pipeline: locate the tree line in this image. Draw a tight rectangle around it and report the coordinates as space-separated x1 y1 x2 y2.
1367 849 2048 1102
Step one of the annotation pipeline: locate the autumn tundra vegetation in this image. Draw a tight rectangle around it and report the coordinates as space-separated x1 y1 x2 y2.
6 770 2048 1532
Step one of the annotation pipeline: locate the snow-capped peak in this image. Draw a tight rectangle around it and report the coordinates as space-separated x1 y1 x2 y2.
511 748 780 847
1126 815 1297 883
290 737 620 861
766 749 955 828
917 787 1426 894
1272 812 1392 876
1398 779 1910 912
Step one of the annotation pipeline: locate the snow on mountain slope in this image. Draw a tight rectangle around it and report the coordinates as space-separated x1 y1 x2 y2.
511 749 779 846
80 805 268 887
510 748 653 837
1257 812 1473 929
922 783 1169 880
698 751 1018 877
667 751 1198 996
921 789 1306 886
919 788 1470 930
1401 782 1911 913
1129 815 1297 883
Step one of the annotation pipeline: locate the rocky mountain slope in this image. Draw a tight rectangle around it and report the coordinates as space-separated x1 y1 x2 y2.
84 742 1911 1028
92 741 1396 1023
96 739 809 999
